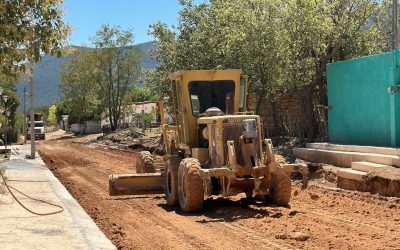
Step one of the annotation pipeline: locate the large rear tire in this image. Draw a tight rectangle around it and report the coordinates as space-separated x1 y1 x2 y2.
136 151 155 173
270 173 291 206
164 156 181 206
178 158 204 212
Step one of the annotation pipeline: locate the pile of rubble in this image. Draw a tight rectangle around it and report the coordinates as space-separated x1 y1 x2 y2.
98 128 164 153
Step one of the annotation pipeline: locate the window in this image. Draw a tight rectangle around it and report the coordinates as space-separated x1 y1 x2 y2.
28 121 44 127
239 78 246 109
189 80 235 116
191 95 200 115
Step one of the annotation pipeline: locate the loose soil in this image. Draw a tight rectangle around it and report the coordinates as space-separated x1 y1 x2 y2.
37 132 400 250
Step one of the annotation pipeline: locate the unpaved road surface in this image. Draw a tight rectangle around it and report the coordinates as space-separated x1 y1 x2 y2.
37 134 400 249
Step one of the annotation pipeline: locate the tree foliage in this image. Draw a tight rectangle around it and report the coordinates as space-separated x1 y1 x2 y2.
60 49 100 123
147 0 391 139
60 25 143 130
92 25 143 130
0 74 21 141
0 0 70 75
47 104 57 125
128 87 158 102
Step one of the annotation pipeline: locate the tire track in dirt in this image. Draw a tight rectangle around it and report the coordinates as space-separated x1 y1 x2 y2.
40 148 202 249
39 142 292 249
299 208 400 237
37 136 400 250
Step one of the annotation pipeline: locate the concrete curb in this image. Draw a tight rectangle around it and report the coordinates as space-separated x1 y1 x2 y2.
0 144 116 249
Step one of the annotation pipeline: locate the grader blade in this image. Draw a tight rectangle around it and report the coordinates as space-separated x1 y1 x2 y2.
109 173 164 196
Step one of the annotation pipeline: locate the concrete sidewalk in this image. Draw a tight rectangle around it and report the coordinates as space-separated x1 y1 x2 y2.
0 144 115 249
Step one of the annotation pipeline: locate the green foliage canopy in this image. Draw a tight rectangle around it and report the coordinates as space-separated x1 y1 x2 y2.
147 0 391 139
60 25 143 129
0 0 70 75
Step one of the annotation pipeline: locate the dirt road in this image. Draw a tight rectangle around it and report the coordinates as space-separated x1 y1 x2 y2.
37 134 400 250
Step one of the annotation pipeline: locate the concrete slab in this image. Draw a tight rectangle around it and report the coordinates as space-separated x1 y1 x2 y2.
337 168 368 181
293 147 400 168
306 143 400 156
0 144 115 250
351 161 391 173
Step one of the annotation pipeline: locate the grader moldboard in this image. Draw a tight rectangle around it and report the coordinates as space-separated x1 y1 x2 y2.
109 70 308 212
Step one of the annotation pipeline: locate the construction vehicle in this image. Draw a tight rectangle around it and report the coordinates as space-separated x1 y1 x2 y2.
109 70 308 212
27 113 45 140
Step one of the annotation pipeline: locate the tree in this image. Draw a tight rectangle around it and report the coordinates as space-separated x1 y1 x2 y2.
91 25 143 131
0 0 70 75
47 105 57 126
0 74 20 142
59 25 143 130
210 0 289 131
282 0 390 139
128 87 158 102
60 49 101 123
148 1 290 111
148 0 391 139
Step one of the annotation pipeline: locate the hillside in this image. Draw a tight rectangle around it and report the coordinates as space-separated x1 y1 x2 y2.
17 41 157 108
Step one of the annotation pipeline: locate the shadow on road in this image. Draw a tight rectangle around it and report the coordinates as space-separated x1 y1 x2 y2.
157 196 290 222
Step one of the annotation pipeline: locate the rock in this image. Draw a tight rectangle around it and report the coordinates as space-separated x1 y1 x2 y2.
255 213 263 219
275 233 288 240
389 204 396 209
271 212 283 218
289 210 298 216
293 190 299 196
216 209 224 215
290 232 310 241
309 193 320 200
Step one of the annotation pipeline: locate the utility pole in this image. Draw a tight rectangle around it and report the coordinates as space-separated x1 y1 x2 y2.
394 0 399 50
23 86 27 144
141 109 145 133
29 69 35 159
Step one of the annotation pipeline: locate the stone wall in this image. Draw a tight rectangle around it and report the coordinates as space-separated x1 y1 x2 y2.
248 92 327 138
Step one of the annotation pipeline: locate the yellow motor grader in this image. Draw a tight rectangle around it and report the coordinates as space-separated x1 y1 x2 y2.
109 70 308 212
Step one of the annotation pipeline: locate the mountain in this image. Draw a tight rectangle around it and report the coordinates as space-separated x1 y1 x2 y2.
17 41 158 109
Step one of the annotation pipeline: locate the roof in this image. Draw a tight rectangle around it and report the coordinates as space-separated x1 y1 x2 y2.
168 69 243 81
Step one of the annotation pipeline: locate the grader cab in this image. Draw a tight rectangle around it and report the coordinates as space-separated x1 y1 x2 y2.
109 70 308 212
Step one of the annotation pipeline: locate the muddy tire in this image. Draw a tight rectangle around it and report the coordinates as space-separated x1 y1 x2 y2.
136 151 155 173
178 158 204 212
164 156 181 206
270 173 291 206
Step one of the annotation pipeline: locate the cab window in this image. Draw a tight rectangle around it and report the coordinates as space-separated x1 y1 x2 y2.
188 80 235 116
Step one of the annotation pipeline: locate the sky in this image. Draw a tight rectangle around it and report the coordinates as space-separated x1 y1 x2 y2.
63 0 203 46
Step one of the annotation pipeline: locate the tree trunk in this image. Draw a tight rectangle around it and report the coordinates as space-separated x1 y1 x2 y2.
270 100 280 136
109 106 115 131
255 94 264 115
302 86 316 141
255 89 269 115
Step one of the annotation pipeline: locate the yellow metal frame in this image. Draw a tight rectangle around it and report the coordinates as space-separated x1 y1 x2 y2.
168 70 248 150
198 115 264 167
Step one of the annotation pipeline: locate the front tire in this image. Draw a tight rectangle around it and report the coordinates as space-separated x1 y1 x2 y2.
136 151 155 173
178 158 204 212
164 156 181 206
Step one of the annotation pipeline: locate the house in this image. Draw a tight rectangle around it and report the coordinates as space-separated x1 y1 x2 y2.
101 101 170 129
